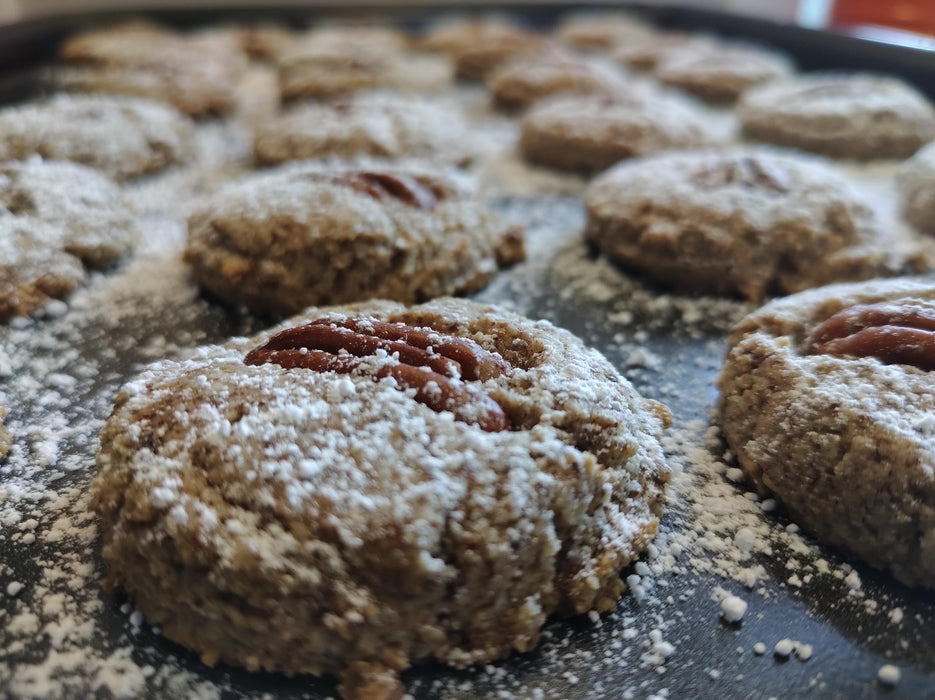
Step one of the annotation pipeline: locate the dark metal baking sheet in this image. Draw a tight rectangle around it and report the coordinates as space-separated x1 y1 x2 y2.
0 5 934 699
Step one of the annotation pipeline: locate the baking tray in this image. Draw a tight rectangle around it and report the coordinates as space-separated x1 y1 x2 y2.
0 4 934 699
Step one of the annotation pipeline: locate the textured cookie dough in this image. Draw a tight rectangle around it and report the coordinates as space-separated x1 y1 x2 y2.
487 50 630 109
185 162 525 315
254 92 476 166
0 159 137 320
519 92 715 173
59 22 248 117
419 18 544 81
277 27 452 100
654 42 792 101
718 277 935 588
585 148 932 301
740 74 935 160
899 141 935 235
92 296 672 698
553 12 653 50
0 94 194 180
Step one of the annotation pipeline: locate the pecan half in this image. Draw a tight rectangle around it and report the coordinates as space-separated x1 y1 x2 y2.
806 300 935 371
341 171 440 210
245 317 511 431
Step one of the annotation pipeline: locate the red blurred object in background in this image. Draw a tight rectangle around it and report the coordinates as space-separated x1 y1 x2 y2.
831 0 935 37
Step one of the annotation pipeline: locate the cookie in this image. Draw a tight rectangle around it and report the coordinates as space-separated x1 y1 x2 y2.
554 11 653 50
739 73 935 160
254 92 475 166
278 27 451 100
0 94 194 180
0 160 136 320
612 32 709 71
419 18 544 80
519 92 715 173
184 162 525 315
899 141 935 234
487 50 630 109
718 277 935 588
585 148 932 301
92 296 671 697
59 22 247 117
654 41 792 101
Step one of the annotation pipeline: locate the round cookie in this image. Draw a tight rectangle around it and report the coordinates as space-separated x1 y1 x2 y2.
91 296 672 697
487 50 630 109
0 94 194 180
59 22 248 117
0 159 137 320
584 148 932 301
899 141 935 234
654 41 792 101
519 92 715 173
184 162 525 315
612 32 710 71
254 92 476 166
718 277 935 588
740 73 935 160
553 11 653 50
419 18 544 81
277 27 452 100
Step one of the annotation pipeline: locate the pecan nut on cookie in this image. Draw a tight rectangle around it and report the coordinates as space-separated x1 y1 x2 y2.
91 297 672 698
718 278 935 588
184 162 525 316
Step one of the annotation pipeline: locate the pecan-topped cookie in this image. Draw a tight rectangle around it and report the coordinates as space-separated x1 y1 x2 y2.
585 148 933 301
254 92 476 166
92 297 671 697
184 162 524 315
0 159 136 321
718 278 935 588
59 22 248 117
739 74 935 159
0 94 193 180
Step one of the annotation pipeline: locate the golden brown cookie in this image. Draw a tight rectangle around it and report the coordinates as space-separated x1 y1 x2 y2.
612 31 710 71
419 18 544 81
585 148 932 300
718 277 935 588
184 162 525 315
553 11 653 50
92 296 671 697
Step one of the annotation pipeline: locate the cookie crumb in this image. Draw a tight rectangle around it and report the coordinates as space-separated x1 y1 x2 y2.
773 639 795 658
720 595 748 623
877 664 901 686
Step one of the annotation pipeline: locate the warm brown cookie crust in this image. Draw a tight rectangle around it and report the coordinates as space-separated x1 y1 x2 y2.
0 160 137 321
92 297 671 698
900 141 935 235
739 74 935 160
519 93 715 173
184 162 525 315
718 278 935 588
59 22 248 117
585 148 932 301
253 92 475 166
0 95 194 180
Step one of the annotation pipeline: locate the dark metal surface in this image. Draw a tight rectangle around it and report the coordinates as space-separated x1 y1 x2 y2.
1 5 934 699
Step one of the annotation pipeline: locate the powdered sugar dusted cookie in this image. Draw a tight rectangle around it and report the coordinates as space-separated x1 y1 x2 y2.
612 32 710 71
655 41 792 101
92 296 671 697
278 26 452 100
185 162 525 315
487 50 631 109
519 92 715 173
419 18 544 80
0 159 136 320
554 11 652 50
900 141 935 234
254 92 476 166
718 277 935 588
59 22 247 117
585 148 932 301
740 74 935 160
0 94 193 180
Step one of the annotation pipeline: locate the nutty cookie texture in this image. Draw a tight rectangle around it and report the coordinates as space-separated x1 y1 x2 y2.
58 22 247 117
92 297 671 698
519 92 714 173
718 278 935 588
0 94 194 180
585 148 932 301
254 92 476 166
900 141 935 235
0 159 136 320
184 162 525 315
739 74 935 160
